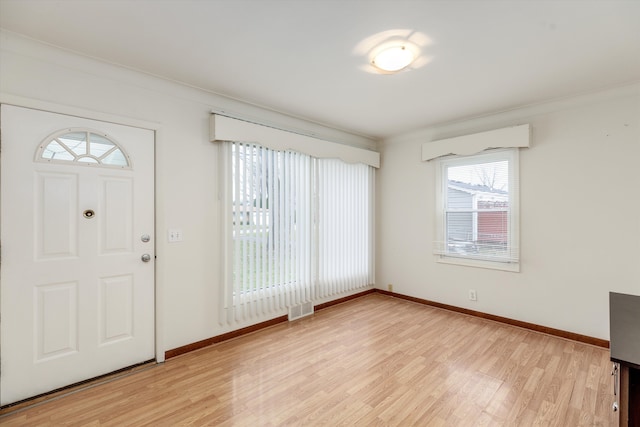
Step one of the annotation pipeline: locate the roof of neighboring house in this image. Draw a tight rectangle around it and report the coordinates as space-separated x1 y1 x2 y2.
448 180 508 196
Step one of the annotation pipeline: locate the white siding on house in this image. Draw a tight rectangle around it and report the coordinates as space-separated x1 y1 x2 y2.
446 188 474 243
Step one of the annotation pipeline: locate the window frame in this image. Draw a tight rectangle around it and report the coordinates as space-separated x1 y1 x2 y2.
434 148 520 272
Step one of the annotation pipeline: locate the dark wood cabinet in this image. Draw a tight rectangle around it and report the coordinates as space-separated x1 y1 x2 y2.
610 292 640 427
630 367 639 426
616 364 639 427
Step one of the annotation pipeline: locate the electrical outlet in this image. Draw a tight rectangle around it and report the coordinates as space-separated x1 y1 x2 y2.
468 289 477 301
168 229 183 243
388 284 393 292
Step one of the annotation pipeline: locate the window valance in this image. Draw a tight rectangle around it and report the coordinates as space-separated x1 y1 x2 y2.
210 114 380 168
422 124 531 161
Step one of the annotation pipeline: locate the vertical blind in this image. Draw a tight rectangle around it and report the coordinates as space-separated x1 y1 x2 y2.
317 159 375 298
219 142 375 325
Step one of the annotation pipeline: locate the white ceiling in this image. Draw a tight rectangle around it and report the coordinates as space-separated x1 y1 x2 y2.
1 0 639 140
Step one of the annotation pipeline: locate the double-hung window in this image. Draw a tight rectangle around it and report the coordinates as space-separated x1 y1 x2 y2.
435 148 519 271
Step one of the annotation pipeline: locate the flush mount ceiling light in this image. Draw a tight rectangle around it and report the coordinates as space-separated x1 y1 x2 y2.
372 45 414 72
354 29 432 75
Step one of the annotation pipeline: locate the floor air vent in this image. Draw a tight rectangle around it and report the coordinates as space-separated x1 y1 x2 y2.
288 302 314 321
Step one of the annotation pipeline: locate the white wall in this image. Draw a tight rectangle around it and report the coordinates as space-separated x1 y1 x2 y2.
0 31 376 353
377 84 640 340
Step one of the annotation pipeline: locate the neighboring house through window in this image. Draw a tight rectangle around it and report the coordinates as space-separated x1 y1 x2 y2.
435 148 519 271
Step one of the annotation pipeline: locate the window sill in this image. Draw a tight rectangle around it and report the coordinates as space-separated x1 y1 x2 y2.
435 255 520 272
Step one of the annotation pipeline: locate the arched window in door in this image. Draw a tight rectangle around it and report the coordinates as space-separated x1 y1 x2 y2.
36 128 131 168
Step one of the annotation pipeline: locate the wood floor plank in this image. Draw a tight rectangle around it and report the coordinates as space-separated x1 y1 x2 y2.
0 294 617 426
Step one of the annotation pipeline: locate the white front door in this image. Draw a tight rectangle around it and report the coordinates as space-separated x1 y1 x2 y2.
0 105 155 406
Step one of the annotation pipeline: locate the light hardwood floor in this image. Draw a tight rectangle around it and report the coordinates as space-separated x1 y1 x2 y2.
1 293 617 426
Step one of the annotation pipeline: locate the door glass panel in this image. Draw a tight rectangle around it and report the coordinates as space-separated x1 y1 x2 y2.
58 132 88 156
37 129 130 169
89 134 116 157
42 140 75 161
102 150 128 167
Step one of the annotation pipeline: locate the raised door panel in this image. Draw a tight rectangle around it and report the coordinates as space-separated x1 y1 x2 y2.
35 282 79 361
99 275 134 345
99 177 133 255
35 172 79 260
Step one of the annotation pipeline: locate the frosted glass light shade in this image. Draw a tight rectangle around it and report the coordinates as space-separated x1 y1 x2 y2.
372 46 414 72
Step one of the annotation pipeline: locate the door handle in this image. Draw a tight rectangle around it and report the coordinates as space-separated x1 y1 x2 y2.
141 253 152 262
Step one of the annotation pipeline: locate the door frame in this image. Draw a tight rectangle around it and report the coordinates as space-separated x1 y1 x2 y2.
0 93 165 365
